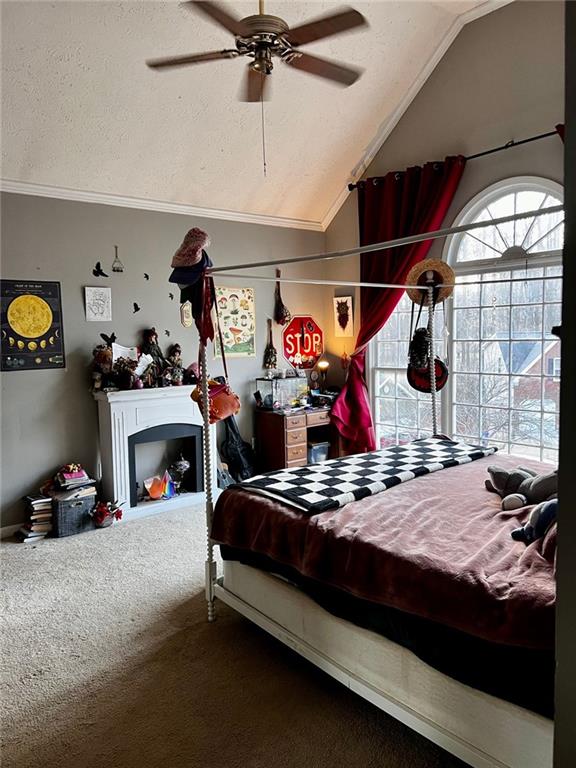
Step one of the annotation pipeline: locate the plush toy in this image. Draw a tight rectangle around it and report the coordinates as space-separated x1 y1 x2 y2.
511 499 558 543
485 465 558 511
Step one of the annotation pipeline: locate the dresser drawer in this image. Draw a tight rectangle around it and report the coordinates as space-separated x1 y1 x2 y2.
285 414 306 430
286 458 307 468
286 444 307 462
285 428 306 446
307 410 330 426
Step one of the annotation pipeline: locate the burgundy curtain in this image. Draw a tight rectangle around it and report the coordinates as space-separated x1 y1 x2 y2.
331 156 466 454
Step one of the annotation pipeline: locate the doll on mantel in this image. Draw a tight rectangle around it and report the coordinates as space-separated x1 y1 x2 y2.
167 343 184 385
141 327 167 381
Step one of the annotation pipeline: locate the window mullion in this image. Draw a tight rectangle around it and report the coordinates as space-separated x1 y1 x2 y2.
508 298 512 452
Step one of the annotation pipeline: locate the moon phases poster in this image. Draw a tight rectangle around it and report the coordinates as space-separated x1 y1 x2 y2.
1 280 65 371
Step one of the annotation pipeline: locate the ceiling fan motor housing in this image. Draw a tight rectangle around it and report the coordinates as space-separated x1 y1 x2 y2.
236 14 298 72
239 14 289 38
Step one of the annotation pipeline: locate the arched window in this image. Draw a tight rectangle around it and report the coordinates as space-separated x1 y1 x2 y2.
371 177 563 463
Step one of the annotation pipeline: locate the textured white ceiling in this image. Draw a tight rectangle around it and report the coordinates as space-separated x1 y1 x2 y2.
1 1 500 226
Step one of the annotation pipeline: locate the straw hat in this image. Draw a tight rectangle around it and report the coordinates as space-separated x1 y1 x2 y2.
405 258 455 304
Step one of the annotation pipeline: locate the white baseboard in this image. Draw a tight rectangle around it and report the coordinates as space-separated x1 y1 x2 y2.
1 524 21 540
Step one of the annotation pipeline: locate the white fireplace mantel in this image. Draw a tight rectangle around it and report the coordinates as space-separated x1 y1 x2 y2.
94 386 216 521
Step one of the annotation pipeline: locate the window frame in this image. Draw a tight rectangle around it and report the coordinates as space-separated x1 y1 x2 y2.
442 176 563 448
369 176 563 459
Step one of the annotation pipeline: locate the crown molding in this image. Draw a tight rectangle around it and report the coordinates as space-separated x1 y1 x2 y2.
321 0 514 231
0 180 325 233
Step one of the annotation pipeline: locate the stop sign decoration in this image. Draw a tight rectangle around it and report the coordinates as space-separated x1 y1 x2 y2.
282 315 324 369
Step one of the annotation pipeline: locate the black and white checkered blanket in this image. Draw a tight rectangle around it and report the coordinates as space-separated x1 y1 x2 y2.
240 437 497 514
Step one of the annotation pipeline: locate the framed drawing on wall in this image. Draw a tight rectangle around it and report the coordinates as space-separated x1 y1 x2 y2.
215 287 256 358
1 280 65 371
333 296 354 337
85 286 112 322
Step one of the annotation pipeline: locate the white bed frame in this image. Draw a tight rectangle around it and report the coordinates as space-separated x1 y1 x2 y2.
196 207 559 768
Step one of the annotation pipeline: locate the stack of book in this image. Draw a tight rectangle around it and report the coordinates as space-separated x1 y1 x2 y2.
17 494 53 543
55 466 95 490
49 466 97 503
17 466 99 543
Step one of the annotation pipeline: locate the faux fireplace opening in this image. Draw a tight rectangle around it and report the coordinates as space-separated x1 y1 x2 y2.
128 424 203 507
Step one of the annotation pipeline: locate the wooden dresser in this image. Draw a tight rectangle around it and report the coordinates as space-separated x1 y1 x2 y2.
254 408 332 472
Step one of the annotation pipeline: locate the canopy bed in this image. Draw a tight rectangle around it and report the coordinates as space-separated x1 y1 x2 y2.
184 201 561 768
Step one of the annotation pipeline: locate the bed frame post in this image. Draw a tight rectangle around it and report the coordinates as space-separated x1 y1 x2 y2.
426 279 439 435
200 340 216 622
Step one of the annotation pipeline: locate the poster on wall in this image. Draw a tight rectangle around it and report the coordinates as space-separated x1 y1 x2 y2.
215 287 256 358
1 280 65 371
333 296 354 337
85 286 112 322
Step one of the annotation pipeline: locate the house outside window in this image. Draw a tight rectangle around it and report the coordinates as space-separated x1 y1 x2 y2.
370 177 563 463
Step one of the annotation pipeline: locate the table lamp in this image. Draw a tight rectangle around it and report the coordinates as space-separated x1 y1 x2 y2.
317 359 329 389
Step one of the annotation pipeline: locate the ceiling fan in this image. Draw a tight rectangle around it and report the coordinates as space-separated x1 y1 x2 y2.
146 1 368 101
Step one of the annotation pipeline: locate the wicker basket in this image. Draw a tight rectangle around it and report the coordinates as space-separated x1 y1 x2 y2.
52 495 97 538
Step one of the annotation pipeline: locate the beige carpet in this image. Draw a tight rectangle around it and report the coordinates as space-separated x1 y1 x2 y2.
1 507 465 768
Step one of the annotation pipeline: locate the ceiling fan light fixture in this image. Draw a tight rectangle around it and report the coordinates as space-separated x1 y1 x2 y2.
250 47 273 74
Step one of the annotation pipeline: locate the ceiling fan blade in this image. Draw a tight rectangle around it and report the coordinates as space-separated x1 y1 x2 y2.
147 49 239 69
240 67 270 102
287 7 367 47
286 52 362 87
185 1 249 37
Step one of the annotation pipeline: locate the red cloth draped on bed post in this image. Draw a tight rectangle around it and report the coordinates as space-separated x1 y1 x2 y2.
331 155 466 455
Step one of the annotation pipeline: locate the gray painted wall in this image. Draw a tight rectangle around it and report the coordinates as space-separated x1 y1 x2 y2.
555 4 575 764
0 193 325 527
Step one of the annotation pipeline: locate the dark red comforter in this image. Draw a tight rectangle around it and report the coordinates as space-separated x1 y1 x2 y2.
211 454 556 650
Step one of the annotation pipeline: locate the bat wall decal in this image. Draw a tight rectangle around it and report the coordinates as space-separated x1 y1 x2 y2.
100 332 117 347
93 261 109 277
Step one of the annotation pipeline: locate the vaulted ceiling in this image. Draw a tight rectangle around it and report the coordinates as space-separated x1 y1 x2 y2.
1 1 507 228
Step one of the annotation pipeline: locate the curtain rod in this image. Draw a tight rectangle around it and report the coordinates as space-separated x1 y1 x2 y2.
347 130 559 191
208 204 563 274
213 272 561 291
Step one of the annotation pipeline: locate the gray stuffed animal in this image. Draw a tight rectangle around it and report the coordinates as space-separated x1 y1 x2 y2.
485 465 558 511
511 499 558 543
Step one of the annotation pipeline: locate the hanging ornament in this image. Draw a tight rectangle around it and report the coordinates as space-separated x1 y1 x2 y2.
180 301 193 328
263 318 277 370
273 269 291 326
111 245 125 273
341 348 350 370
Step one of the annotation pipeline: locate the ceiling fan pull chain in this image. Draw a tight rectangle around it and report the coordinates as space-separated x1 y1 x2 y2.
261 81 267 177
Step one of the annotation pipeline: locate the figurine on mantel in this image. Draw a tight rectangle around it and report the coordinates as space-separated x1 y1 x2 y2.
167 343 184 385
141 328 166 371
91 344 114 391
